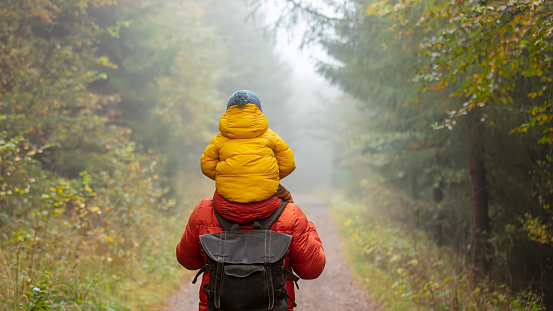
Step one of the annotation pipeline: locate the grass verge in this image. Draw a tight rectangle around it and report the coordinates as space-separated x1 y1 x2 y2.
329 191 545 311
1 205 194 311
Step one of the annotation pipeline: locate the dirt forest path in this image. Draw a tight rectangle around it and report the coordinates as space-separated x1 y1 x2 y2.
160 194 382 311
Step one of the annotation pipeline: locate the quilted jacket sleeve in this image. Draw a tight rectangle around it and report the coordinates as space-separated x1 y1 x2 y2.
271 130 296 179
176 200 206 270
200 135 220 180
287 205 325 280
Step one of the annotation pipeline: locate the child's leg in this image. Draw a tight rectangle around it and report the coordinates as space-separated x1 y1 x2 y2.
275 184 294 203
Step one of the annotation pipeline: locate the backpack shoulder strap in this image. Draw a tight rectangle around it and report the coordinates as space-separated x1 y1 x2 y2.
212 200 288 231
258 200 288 230
212 201 237 231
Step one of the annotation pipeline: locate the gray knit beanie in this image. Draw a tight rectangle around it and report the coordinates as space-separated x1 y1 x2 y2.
226 90 263 112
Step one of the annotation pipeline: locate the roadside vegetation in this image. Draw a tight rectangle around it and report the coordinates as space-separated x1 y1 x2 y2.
331 186 545 311
256 0 553 307
5 0 553 309
0 0 290 309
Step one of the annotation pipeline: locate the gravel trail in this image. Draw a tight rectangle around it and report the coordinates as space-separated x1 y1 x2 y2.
159 194 382 311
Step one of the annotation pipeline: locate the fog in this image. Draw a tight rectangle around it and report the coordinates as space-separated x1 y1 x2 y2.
3 1 551 308
252 3 342 195
197 0 343 196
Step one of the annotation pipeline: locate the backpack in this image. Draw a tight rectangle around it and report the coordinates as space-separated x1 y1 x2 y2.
192 200 300 311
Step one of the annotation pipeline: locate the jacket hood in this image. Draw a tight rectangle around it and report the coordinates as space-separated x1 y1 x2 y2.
212 191 282 224
219 104 268 139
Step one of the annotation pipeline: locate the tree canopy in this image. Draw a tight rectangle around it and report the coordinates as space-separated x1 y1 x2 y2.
0 0 292 308
255 0 553 306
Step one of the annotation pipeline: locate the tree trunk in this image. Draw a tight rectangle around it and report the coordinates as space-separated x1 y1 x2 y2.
466 107 491 276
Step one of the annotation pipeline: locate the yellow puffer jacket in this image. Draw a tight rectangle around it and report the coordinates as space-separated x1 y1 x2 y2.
200 104 295 203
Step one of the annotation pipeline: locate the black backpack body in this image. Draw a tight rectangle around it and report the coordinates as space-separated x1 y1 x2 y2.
193 201 299 311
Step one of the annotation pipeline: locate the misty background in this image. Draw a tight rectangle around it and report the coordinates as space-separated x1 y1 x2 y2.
198 0 341 196
3 0 553 309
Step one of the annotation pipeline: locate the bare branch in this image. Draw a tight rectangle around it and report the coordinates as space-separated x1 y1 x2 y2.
247 0 355 48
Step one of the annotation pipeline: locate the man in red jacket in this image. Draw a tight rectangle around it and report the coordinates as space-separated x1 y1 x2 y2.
176 191 326 311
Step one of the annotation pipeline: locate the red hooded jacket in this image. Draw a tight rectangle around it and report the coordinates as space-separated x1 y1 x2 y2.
176 192 326 311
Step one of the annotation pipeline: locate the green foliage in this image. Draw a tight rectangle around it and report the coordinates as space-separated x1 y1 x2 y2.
270 0 553 301
331 190 545 310
366 0 553 143
89 0 225 202
0 0 226 309
313 0 466 213
0 136 178 309
1 0 292 308
0 0 122 179
19 271 59 311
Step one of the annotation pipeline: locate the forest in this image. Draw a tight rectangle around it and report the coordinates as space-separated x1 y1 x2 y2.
1 0 553 310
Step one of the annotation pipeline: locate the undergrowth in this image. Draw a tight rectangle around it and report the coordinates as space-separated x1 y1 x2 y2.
0 209 190 311
0 147 202 310
330 191 545 311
